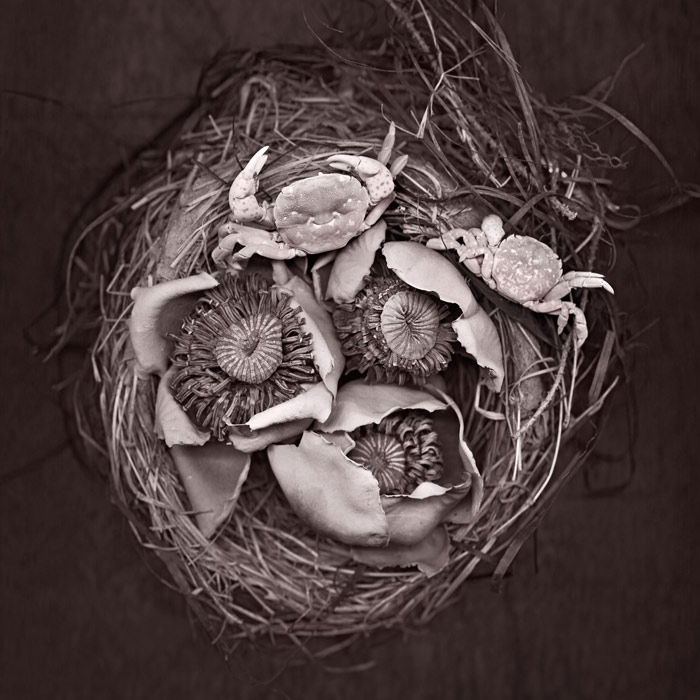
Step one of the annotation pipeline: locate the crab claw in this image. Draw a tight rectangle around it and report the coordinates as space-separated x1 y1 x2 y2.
213 224 303 267
327 154 394 207
228 146 274 225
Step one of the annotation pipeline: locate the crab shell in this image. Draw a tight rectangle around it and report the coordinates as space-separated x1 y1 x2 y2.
491 235 563 303
273 173 371 254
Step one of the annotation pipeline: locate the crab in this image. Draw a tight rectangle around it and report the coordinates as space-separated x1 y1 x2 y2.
213 124 407 267
427 214 613 347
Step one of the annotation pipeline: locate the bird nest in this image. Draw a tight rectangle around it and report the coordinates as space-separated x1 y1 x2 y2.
59 0 626 659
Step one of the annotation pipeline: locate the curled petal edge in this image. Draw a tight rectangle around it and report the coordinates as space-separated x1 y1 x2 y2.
382 241 504 392
318 380 447 434
270 385 482 552
170 443 250 538
351 526 451 577
129 272 218 375
268 431 390 547
155 368 210 447
325 220 386 303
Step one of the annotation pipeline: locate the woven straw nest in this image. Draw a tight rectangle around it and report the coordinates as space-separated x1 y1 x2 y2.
61 0 627 657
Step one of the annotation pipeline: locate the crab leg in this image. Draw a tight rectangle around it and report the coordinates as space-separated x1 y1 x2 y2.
523 299 589 347
457 228 494 280
544 271 614 302
228 146 275 227
213 223 303 267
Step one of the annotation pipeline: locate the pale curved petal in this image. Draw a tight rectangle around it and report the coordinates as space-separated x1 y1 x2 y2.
246 381 334 431
227 417 312 453
170 443 250 538
319 380 447 433
310 251 337 302
372 386 483 543
281 275 344 395
381 487 468 546
382 241 479 314
453 315 505 392
351 526 450 577
382 241 504 391
429 386 484 523
129 272 218 375
326 220 386 303
268 431 389 547
154 368 210 447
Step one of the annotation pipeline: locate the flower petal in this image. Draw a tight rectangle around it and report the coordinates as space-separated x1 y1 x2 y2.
351 525 450 576
268 431 389 547
310 251 336 302
452 315 505 393
326 220 386 303
155 368 210 447
129 272 218 375
381 487 467 546
319 380 447 433
239 274 345 432
227 417 312 453
369 386 483 544
170 442 250 538
246 381 333 431
281 274 344 395
428 387 484 523
382 241 504 391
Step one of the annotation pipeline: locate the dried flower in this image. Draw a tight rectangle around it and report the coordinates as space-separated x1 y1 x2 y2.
333 272 458 385
168 273 320 441
315 226 505 391
268 381 483 575
347 410 444 494
128 266 344 536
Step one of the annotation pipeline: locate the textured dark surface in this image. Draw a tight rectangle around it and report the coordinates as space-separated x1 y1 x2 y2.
1 1 699 698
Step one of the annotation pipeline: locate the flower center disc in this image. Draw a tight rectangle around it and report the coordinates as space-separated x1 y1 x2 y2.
213 312 283 383
380 290 440 360
350 433 408 493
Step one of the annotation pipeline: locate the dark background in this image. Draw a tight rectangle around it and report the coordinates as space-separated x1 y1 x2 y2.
1 1 699 698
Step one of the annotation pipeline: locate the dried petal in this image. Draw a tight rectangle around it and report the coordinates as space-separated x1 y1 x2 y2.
333 274 456 385
271 382 483 555
228 417 312 453
169 273 319 440
280 274 344 394
351 526 450 577
155 368 210 447
319 380 446 433
382 241 504 391
325 220 386 303
268 431 389 547
170 442 250 537
129 272 218 375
